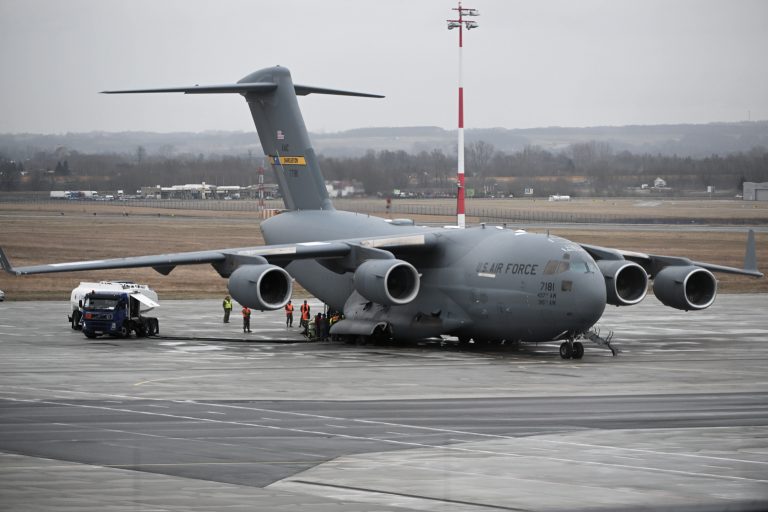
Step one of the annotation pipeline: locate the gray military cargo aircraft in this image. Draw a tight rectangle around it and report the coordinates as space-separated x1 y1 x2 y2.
1 66 763 358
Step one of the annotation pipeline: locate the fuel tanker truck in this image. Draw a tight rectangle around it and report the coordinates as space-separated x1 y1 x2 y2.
69 281 158 331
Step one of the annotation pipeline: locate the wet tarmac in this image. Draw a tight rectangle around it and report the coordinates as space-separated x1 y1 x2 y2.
1 295 767 511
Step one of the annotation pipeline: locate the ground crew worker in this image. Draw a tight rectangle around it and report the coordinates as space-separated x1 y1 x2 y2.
328 312 341 341
313 312 323 341
318 313 328 340
222 295 233 323
300 300 310 336
242 305 252 333
307 318 316 339
285 300 294 327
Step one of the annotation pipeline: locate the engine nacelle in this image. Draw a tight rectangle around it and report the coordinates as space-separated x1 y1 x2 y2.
653 265 717 311
596 260 648 306
227 264 292 310
353 259 420 306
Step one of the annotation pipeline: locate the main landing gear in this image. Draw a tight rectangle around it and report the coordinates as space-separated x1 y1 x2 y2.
559 339 584 360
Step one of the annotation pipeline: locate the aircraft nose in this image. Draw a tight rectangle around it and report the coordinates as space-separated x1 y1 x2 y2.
576 271 607 328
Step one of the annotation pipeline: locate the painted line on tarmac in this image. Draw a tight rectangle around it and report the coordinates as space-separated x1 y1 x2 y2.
193 400 768 470
289 479 530 511
4 395 767 485
5 384 768 472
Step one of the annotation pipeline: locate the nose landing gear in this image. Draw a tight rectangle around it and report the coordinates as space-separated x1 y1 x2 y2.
559 328 619 359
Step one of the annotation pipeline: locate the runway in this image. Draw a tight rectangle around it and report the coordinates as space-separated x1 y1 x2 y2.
1 296 767 511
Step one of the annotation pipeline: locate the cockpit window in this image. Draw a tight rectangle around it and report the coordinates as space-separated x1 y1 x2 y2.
543 260 570 275
571 260 597 273
544 258 595 275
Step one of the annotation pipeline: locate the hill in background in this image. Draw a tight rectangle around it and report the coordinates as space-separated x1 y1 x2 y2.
2 121 767 159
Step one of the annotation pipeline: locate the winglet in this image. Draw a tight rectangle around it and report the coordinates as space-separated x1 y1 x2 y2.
0 247 19 276
744 229 758 272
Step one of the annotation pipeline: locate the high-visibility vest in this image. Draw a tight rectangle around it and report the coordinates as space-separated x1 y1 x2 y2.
242 307 251 318
285 303 294 314
223 298 232 310
300 303 310 320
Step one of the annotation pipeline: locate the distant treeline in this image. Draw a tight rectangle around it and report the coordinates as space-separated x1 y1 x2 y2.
1 141 767 196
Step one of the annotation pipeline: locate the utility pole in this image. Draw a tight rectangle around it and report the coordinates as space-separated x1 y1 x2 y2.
447 2 479 228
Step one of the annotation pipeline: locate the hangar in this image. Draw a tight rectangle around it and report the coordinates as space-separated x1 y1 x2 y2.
743 182 768 201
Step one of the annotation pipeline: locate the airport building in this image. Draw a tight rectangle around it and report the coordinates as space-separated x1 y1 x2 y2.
140 183 279 200
743 182 768 201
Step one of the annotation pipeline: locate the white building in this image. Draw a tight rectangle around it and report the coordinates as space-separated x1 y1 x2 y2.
326 180 365 198
743 182 768 201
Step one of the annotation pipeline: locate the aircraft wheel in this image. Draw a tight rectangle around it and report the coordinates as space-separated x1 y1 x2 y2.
71 311 82 330
559 342 573 359
572 341 584 360
458 336 472 348
371 325 391 345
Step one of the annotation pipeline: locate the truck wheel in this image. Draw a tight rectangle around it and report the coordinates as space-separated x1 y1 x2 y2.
71 310 82 331
120 324 130 338
136 323 147 337
83 330 97 339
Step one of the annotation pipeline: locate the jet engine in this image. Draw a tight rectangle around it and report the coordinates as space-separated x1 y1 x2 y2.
227 264 292 310
353 259 420 306
652 265 717 311
596 260 648 306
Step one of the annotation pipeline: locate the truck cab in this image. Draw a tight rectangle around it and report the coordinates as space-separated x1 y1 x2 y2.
81 291 159 338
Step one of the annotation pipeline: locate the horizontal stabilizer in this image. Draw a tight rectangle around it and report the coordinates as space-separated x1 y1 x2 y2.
293 85 383 98
101 83 278 95
102 83 382 98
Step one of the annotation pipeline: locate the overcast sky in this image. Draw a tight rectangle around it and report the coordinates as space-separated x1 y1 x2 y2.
1 0 766 134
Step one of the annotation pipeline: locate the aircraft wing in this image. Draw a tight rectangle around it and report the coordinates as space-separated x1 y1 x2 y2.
579 229 763 278
0 233 434 277
0 242 351 277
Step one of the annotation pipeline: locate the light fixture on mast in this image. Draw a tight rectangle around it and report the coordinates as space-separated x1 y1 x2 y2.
446 2 480 229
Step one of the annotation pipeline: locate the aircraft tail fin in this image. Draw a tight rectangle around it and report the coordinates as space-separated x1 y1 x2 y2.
103 66 383 211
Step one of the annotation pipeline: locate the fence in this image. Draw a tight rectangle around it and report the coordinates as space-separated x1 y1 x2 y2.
1 195 763 225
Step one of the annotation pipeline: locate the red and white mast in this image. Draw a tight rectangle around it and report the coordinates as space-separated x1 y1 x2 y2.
447 2 479 229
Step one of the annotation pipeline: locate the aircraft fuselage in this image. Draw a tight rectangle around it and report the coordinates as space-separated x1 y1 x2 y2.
262 210 607 343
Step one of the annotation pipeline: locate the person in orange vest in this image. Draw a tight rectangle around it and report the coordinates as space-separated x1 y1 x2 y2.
300 300 310 336
242 305 252 333
284 300 294 327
